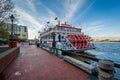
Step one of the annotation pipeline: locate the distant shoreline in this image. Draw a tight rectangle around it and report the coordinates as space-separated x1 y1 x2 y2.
92 39 120 42
92 41 120 42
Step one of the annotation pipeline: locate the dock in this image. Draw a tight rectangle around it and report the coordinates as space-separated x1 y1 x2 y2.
0 45 90 80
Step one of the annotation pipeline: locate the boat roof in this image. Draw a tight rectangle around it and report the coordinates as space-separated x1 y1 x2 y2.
40 24 81 35
56 24 81 30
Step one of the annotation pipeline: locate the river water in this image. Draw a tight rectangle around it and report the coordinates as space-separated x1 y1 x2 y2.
86 42 120 79
87 42 120 64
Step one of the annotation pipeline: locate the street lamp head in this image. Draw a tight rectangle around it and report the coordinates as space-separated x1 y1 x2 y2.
10 14 14 21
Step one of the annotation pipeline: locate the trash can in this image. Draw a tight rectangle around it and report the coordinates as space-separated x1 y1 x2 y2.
14 41 17 47
8 41 17 47
37 43 39 47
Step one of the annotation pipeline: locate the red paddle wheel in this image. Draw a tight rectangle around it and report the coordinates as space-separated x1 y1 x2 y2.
67 34 92 49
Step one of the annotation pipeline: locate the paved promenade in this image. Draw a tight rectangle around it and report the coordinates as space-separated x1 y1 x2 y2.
1 44 88 80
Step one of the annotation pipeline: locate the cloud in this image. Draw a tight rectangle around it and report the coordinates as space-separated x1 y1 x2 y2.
15 4 58 39
62 0 85 21
88 21 105 26
45 7 57 17
26 0 37 13
83 26 101 32
16 7 43 29
15 0 95 39
74 0 96 23
14 0 59 39
38 2 57 19
28 27 39 39
82 25 102 38
37 2 58 26
15 7 44 39
83 21 104 32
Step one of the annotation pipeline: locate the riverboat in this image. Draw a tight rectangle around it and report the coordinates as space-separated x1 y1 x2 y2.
40 21 95 52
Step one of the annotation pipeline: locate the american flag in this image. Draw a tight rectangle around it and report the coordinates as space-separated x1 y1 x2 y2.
47 21 50 24
54 17 58 20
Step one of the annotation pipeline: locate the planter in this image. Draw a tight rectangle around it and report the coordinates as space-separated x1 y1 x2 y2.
0 47 20 73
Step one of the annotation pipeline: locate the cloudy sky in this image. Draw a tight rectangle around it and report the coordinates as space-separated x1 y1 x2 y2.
13 0 120 39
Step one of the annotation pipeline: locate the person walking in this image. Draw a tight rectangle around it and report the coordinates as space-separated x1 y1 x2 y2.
21 42 24 46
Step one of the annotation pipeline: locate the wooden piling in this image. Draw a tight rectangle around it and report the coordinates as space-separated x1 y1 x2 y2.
98 60 114 80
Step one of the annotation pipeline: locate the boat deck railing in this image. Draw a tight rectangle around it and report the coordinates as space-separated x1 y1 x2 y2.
39 44 120 68
40 29 84 37
39 44 120 79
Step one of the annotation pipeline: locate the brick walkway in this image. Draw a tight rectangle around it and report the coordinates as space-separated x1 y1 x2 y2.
1 45 88 80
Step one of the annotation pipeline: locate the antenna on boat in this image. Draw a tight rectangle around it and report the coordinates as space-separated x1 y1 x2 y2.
58 20 60 25
79 23 82 32
63 15 68 25
69 19 72 25
79 23 82 29
64 21 67 25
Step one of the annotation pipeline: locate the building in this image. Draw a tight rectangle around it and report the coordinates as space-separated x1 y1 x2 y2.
4 23 28 41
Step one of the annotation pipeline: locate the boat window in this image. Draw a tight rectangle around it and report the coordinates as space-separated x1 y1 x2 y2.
79 30 81 32
61 28 63 31
67 29 69 31
57 27 59 30
49 36 50 39
62 36 64 39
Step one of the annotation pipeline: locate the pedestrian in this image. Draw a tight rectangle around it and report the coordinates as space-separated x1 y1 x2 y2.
21 42 24 46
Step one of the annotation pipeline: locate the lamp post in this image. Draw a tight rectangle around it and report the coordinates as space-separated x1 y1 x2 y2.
10 15 14 48
10 15 14 40
38 31 40 43
52 32 56 48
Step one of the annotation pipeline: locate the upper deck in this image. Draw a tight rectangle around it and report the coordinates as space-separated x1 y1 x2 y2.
40 24 83 38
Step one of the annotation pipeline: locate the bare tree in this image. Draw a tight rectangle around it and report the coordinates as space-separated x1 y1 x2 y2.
0 0 15 40
0 0 14 25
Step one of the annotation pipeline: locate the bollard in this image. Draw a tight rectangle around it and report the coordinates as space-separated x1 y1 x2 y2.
52 48 56 55
52 48 54 53
58 50 62 56
54 48 57 55
98 60 114 80
57 49 62 58
56 49 58 56
49 47 52 52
